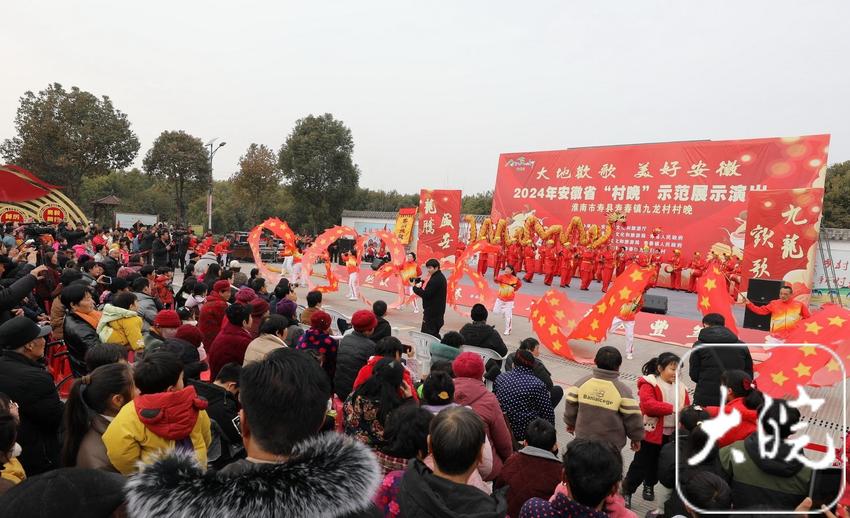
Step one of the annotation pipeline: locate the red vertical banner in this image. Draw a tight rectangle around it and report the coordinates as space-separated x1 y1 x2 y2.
417 189 462 262
741 188 824 294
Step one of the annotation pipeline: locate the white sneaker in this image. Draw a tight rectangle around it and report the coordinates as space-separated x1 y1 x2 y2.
626 353 634 360
503 330 511 336
413 309 419 314
348 297 357 301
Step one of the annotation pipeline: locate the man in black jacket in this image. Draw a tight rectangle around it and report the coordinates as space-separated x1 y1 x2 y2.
0 317 63 475
189 362 244 469
412 259 447 339
151 230 172 268
689 313 753 406
334 310 377 401
0 262 43 324
460 303 508 379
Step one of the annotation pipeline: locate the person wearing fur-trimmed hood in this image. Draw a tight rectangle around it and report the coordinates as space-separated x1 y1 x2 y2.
125 347 381 518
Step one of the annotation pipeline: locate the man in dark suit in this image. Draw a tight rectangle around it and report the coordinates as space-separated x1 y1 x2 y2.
412 259 447 339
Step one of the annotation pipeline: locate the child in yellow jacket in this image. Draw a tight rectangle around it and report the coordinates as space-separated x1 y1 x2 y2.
102 350 211 475
96 292 145 352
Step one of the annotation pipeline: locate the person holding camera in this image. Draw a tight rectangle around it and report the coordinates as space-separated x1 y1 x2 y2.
411 259 447 339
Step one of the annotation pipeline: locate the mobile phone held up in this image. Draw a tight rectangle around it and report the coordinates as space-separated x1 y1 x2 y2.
809 467 843 511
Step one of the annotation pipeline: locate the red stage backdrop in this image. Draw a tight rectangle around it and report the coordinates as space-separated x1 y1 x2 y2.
741 189 824 293
491 135 829 259
417 189 461 262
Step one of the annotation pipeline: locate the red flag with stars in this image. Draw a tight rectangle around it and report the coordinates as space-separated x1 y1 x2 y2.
695 265 739 335
567 263 654 343
530 289 588 361
754 304 849 397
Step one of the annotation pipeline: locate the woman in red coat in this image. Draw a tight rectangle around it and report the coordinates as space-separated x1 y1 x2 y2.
622 352 690 506
197 280 231 348
207 303 253 379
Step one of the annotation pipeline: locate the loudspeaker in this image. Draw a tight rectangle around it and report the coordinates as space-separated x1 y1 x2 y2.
641 294 668 315
371 257 385 271
743 278 783 331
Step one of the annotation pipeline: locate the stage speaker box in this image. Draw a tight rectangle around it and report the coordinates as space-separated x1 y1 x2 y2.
641 294 668 315
743 278 783 331
371 257 385 271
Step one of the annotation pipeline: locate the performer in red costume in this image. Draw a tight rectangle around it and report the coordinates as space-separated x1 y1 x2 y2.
570 245 582 279
493 244 506 281
599 245 616 292
649 248 663 288
725 254 743 301
558 244 574 288
668 249 684 290
614 246 629 278
636 246 651 268
400 251 422 313
687 252 707 293
506 241 522 272
522 243 536 283
542 240 558 286
578 245 596 290
476 247 489 276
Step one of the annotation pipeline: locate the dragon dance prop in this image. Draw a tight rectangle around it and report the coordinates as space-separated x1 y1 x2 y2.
246 218 298 285
445 240 500 317
466 212 624 248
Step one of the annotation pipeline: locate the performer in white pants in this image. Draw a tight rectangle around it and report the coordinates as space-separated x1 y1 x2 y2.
400 252 422 313
493 265 522 335
610 294 642 360
344 252 359 300
289 249 303 285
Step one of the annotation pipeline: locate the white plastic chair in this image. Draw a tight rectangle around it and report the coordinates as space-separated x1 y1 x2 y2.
460 345 508 391
407 330 439 379
323 307 351 337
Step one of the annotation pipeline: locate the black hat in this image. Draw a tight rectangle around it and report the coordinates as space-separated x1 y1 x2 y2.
0 467 126 518
0 317 51 350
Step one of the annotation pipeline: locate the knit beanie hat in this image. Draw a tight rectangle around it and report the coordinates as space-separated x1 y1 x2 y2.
250 298 270 319
514 349 536 368
452 352 485 380
310 310 332 331
153 310 182 329
470 303 488 322
351 310 378 333
277 298 297 318
175 324 204 348
235 287 257 305
212 279 231 293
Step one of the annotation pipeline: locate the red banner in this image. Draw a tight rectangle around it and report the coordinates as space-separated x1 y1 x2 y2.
740 188 824 294
417 189 461 262
492 135 829 260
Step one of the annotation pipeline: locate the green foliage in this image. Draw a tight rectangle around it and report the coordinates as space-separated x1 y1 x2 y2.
0 83 140 199
186 180 294 233
143 130 211 225
462 190 493 215
278 114 360 233
347 188 420 212
232 143 284 221
823 160 850 229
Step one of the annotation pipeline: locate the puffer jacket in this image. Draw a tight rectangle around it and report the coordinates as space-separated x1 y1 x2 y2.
334 332 376 401
75 414 116 471
63 312 105 376
636 374 689 445
102 386 211 475
459 321 508 357
453 376 513 480
397 459 508 518
124 433 382 518
689 325 753 406
96 304 145 351
134 292 159 332
242 333 287 365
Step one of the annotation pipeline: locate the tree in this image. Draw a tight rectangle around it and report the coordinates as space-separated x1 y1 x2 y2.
348 188 420 212
232 143 284 222
143 131 210 225
823 160 850 229
0 83 140 200
462 190 493 215
278 114 360 233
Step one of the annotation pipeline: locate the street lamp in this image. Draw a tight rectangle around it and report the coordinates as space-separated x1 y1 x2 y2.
205 139 226 232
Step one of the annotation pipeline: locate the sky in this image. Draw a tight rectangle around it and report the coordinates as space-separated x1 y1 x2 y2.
2 1 849 195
